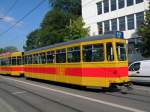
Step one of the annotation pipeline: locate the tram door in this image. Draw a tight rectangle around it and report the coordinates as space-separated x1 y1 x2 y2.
106 43 115 83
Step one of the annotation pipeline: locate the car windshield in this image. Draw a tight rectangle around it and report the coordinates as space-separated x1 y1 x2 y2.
116 43 127 61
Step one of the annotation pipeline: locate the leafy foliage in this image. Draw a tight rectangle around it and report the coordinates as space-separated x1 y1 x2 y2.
49 0 81 16
24 0 89 51
0 46 18 54
64 17 89 41
138 2 150 57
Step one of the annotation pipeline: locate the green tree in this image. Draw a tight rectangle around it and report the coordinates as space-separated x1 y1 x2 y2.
64 17 89 41
138 2 150 57
24 0 89 51
0 48 4 54
0 46 18 53
49 0 81 16
4 46 18 52
23 29 41 51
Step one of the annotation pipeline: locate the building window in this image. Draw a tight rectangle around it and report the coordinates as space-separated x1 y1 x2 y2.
136 12 144 27
127 0 134 6
118 0 125 9
111 0 116 11
111 18 117 31
119 16 125 31
97 22 103 34
97 2 102 15
127 14 135 30
104 20 110 32
136 0 143 4
104 0 109 13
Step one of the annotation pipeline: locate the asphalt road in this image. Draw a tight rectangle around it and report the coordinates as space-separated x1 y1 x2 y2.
0 75 150 112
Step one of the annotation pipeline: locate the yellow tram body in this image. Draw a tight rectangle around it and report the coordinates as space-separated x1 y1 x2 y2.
0 52 11 75
0 52 23 76
24 32 128 88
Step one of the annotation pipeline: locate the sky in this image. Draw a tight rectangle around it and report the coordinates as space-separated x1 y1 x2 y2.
0 0 50 51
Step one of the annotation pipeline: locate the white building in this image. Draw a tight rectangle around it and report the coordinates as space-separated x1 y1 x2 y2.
82 0 149 39
82 0 149 63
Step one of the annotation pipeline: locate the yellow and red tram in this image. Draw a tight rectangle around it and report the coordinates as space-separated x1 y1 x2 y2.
23 31 128 88
0 52 24 76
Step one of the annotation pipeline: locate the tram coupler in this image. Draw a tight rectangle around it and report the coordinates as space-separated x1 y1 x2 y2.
122 81 133 90
117 81 133 93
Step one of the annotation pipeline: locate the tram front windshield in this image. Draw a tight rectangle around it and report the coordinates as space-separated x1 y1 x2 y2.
116 43 127 61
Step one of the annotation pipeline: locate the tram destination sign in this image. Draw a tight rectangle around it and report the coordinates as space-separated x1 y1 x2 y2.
116 31 124 39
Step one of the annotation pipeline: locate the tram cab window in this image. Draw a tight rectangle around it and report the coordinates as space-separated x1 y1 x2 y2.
17 56 22 65
116 43 127 61
106 43 114 61
67 46 80 63
40 53 46 64
12 57 17 65
56 49 66 63
83 44 104 62
47 51 55 63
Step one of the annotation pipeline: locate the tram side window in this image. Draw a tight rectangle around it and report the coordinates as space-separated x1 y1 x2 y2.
24 56 27 64
116 43 127 61
17 56 22 65
33 54 39 64
12 57 17 65
27 55 32 64
106 43 114 61
67 46 80 63
9 58 11 65
83 44 104 62
6 58 10 65
47 51 55 63
39 53 46 64
1 59 6 66
56 49 66 63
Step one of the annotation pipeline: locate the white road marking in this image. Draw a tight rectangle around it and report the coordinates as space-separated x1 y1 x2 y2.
2 77 146 112
12 91 26 95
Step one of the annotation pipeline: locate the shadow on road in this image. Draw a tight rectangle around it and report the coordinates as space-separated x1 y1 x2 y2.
25 77 122 93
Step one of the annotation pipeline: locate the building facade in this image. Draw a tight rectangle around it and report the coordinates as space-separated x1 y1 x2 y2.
82 0 149 38
82 0 149 63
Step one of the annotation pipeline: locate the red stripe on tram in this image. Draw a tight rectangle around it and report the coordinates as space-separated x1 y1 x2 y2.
65 67 128 78
0 67 24 72
25 67 57 74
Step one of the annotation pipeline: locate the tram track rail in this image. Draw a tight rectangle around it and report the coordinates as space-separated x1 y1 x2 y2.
0 81 82 112
0 85 42 112
103 88 150 104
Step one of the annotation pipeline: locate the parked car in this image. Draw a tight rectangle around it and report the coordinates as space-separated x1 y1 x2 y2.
128 60 150 84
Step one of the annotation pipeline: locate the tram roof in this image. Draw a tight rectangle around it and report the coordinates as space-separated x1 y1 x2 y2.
25 31 125 54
